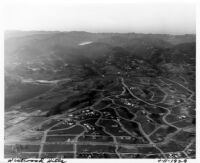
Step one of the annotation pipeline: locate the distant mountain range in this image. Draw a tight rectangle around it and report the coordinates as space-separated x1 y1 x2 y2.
4 31 195 64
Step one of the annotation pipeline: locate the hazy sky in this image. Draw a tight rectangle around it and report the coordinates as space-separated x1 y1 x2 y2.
3 1 196 34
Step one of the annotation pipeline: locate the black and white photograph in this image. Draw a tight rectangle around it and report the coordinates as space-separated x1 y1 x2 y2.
1 0 198 161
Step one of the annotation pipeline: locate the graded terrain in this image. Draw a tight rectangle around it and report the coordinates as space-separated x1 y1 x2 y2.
4 31 195 158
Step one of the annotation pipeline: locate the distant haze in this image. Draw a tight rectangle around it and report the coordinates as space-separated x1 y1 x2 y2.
3 2 195 34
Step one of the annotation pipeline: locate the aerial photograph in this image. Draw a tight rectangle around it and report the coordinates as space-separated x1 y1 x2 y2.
3 1 196 159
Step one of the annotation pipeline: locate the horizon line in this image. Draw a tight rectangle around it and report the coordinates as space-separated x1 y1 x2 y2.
4 29 196 36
